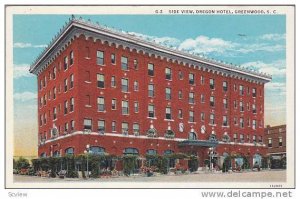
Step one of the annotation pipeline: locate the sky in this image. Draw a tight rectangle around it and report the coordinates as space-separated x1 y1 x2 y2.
13 14 286 156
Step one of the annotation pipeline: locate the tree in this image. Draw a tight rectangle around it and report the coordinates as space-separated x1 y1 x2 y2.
15 157 30 170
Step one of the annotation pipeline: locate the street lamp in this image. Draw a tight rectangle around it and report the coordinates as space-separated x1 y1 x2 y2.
84 144 90 178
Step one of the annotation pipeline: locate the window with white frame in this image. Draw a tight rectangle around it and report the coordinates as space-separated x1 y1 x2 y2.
97 120 105 132
97 50 104 65
240 134 244 142
134 102 139 113
97 74 105 88
178 90 183 99
53 107 57 120
121 56 128 70
148 63 154 76
252 120 257 130
148 104 155 118
210 96 215 107
70 51 74 65
178 109 183 119
134 81 139 91
64 56 68 70
209 78 215 89
240 117 244 128
223 81 228 91
122 122 129 135
133 59 138 70
210 113 215 125
122 100 129 115
240 101 244 112
165 107 172 120
133 123 140 134
148 84 154 97
252 88 257 97
166 88 171 100
189 73 195 85
201 94 205 103
111 76 116 87
223 98 228 109
111 53 116 64
178 71 183 80
64 101 68 114
121 78 129 92
70 74 74 88
189 92 195 104
165 68 172 80
71 120 75 131
189 111 194 122
200 75 204 85
70 97 74 112
111 99 117 110
201 112 205 121
112 121 116 132
252 104 257 114
268 138 272 147
83 119 92 130
223 116 228 126
97 97 105 112
239 85 244 95
64 78 68 92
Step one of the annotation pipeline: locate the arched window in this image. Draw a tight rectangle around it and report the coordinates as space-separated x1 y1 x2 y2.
123 148 139 155
40 152 47 158
146 149 157 155
65 147 74 155
189 132 197 140
164 150 174 155
90 146 105 155
53 150 60 157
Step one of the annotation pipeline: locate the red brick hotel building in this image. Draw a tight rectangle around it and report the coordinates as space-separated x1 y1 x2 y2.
29 17 271 167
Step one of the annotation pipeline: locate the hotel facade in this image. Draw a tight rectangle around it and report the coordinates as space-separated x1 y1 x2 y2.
29 17 271 168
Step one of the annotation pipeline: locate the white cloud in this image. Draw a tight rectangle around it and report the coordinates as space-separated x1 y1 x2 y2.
259 33 286 41
14 92 37 102
13 64 34 79
13 42 47 48
241 59 286 77
178 35 236 55
265 82 286 96
129 32 180 47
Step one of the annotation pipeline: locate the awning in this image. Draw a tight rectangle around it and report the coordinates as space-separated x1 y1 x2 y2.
178 140 219 147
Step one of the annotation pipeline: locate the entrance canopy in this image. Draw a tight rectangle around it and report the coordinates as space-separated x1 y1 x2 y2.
178 140 218 147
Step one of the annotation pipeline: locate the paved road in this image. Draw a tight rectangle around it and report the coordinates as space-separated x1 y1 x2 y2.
14 170 286 183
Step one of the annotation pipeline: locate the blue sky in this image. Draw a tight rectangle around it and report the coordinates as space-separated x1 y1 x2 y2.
13 15 286 156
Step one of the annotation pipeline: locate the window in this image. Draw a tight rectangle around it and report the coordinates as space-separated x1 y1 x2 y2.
53 67 56 79
240 134 244 143
200 76 204 85
65 147 74 155
234 100 237 109
53 87 56 100
148 63 154 76
64 122 69 132
71 120 75 131
189 73 195 85
201 112 205 121
122 122 129 135
165 68 172 80
84 119 92 130
53 107 57 120
252 120 257 130
121 56 128 70
178 90 183 99
179 71 183 80
121 78 129 92
64 101 68 114
64 56 68 70
240 117 244 128
258 136 263 143
210 78 215 89
70 51 74 65
97 97 105 112
64 78 68 92
70 74 74 88
189 132 197 140
146 149 157 155
39 115 43 126
252 104 257 114
98 120 105 132
148 84 154 97
122 100 129 115
233 133 238 142
247 103 250 111
247 118 250 127
189 92 195 104
97 74 105 88
133 123 140 134
112 121 116 132
240 101 244 112
166 88 171 100
252 88 257 97
111 76 116 87
112 99 117 110
134 81 139 91
210 113 215 125
70 97 74 112
96 50 104 65
234 117 237 125
223 98 228 109
90 146 105 155
279 137 283 147
134 59 138 70
210 96 215 107
239 85 244 95
178 109 183 119
223 116 228 126
253 135 257 143
268 138 272 147
201 94 205 103
111 53 116 64
165 107 172 120
134 102 139 113
148 104 155 118
189 111 194 122
223 81 228 91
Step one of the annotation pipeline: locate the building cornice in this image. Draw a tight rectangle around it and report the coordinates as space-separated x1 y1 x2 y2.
30 17 272 83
